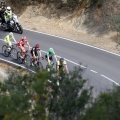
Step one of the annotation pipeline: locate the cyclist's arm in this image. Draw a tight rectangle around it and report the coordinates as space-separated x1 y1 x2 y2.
56 64 60 76
47 56 50 65
39 50 42 58
64 64 69 74
12 36 16 43
26 42 30 51
54 55 57 62
32 51 36 59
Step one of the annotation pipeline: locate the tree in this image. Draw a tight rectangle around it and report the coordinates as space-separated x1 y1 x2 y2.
81 86 120 120
0 67 92 120
47 67 92 120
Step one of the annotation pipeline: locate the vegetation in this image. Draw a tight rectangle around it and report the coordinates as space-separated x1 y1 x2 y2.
0 67 120 120
0 67 92 120
81 86 120 120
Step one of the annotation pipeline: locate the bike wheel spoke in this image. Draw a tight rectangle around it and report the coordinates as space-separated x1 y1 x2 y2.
38 62 43 70
17 51 23 64
2 45 9 57
11 48 17 59
24 55 31 68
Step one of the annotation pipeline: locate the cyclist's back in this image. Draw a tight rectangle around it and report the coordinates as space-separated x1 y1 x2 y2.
17 38 28 47
56 58 69 74
31 45 40 56
57 60 67 69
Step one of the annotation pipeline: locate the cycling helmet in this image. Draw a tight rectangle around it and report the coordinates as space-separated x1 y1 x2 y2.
22 36 26 40
7 6 11 11
49 48 54 53
60 58 64 62
9 32 13 37
35 44 40 48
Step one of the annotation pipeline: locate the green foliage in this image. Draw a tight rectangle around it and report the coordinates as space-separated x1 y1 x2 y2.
1 67 119 120
0 67 92 120
81 86 120 120
47 67 92 120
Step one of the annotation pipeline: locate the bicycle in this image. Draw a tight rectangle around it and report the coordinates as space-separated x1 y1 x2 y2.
46 60 55 72
29 57 44 71
17 50 31 67
2 44 18 59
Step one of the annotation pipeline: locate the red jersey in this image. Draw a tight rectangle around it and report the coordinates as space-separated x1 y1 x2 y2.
17 39 28 47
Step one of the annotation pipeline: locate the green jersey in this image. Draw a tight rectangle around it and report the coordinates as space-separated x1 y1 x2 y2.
4 35 14 44
46 50 55 57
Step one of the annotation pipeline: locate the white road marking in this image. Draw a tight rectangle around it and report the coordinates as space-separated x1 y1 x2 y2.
101 74 120 86
0 39 87 69
90 70 98 73
0 57 35 73
24 28 120 57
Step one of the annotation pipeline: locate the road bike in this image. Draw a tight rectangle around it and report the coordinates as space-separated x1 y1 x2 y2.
2 44 17 59
17 50 31 67
29 57 44 71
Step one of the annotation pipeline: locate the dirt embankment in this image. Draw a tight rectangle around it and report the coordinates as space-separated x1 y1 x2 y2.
18 2 120 54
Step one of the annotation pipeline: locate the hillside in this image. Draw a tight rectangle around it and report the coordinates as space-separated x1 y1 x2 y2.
8 0 120 53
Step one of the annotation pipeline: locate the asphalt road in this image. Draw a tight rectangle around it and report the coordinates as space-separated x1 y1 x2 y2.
0 29 120 97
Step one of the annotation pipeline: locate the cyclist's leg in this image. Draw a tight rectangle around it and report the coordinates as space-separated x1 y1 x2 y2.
6 41 12 51
8 41 12 47
21 47 26 58
35 52 39 63
45 54 48 61
49 56 53 64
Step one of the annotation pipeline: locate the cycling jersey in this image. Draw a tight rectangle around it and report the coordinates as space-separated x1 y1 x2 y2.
4 35 14 44
17 39 28 47
45 50 55 61
57 60 67 68
31 47 40 57
46 50 55 57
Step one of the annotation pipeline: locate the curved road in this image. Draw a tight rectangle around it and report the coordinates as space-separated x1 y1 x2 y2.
0 29 120 97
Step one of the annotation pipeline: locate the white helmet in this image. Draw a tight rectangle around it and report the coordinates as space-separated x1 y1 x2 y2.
9 32 13 36
7 6 11 11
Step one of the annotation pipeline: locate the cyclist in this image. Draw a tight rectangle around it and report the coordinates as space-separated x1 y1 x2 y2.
30 44 44 65
56 58 69 76
45 48 57 66
4 32 16 51
17 36 30 58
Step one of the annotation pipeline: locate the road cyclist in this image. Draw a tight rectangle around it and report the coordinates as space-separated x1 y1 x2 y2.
45 48 57 71
30 44 44 70
16 36 31 64
56 57 69 78
2 32 18 59
4 32 17 50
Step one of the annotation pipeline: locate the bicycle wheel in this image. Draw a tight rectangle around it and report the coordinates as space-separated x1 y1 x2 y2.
46 65 50 72
2 45 10 57
10 48 17 59
17 51 23 64
24 55 31 68
38 62 43 71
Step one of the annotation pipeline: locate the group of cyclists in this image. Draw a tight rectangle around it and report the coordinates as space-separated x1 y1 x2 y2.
1 0 69 76
3 32 69 76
